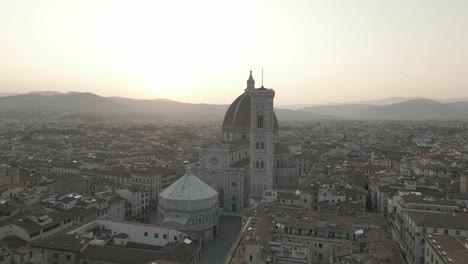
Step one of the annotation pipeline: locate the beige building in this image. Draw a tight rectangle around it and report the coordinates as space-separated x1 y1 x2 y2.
460 174 468 193
0 164 20 187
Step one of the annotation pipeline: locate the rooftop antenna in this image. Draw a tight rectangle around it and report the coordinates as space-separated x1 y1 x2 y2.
262 67 264 87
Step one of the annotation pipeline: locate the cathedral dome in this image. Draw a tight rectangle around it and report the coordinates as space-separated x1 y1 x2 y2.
222 92 278 135
222 92 251 130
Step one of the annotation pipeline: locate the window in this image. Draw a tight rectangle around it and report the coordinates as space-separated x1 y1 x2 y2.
456 230 461 236
163 234 167 239
256 142 260 149
249 255 253 262
174 236 178 241
433 228 438 234
422 228 427 234
30 230 40 238
444 229 449 235
144 232 148 237
319 253 323 260
66 255 71 260
154 233 159 238
319 243 322 248
261 142 264 149
257 113 264 128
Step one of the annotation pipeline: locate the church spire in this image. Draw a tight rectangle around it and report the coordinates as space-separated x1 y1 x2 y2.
246 69 255 90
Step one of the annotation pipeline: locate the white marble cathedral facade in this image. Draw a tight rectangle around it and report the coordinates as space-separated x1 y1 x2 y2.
195 71 297 214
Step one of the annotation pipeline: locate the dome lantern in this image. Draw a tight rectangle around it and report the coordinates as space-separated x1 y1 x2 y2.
246 70 255 90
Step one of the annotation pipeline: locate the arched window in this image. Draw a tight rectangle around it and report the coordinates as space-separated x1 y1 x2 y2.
261 161 265 169
261 142 264 150
257 112 264 128
256 141 260 149
255 161 259 169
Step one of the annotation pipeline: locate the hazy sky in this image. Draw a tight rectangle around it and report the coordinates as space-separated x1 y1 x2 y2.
1 0 467 105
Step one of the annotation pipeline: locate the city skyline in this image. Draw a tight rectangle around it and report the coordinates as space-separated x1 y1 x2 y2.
1 0 468 105
2 2 468 264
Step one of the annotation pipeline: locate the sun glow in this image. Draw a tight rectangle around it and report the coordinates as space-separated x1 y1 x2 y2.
1 0 468 104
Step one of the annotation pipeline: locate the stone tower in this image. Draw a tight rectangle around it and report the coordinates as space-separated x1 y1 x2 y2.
248 73 276 197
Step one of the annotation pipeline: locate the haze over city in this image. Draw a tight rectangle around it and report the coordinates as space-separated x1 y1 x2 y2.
1 0 468 105
3 1 468 264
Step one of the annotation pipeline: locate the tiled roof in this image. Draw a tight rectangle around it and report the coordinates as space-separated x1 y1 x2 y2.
159 172 217 201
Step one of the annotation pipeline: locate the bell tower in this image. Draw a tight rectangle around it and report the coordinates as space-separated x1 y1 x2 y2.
248 71 275 197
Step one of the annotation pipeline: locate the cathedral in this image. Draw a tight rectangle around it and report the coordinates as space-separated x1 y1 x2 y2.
195 71 297 214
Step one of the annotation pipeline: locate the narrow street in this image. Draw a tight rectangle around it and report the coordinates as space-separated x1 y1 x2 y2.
202 216 242 264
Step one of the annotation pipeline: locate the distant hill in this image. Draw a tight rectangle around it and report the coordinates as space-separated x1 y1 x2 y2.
27 91 64 96
0 91 62 97
279 97 425 109
108 97 227 120
107 96 338 121
0 92 337 121
280 96 468 109
438 97 468 103
351 97 425 105
4 91 467 121
300 99 468 120
0 92 131 114
0 93 18 97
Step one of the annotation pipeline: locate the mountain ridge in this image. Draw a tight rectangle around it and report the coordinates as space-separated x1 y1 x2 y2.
279 96 468 109
0 92 338 121
2 92 468 120
299 98 468 120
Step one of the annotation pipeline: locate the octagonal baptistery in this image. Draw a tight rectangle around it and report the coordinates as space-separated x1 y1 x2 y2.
158 166 220 240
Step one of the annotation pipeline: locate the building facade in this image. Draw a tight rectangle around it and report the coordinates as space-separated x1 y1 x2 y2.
196 71 297 213
0 164 20 187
